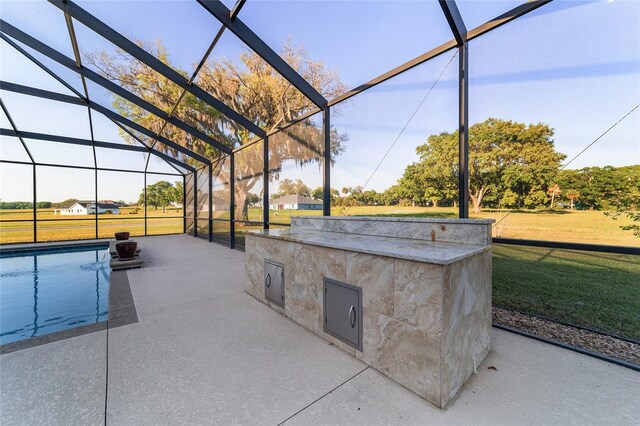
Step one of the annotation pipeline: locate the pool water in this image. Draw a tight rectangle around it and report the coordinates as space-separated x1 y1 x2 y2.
0 245 110 346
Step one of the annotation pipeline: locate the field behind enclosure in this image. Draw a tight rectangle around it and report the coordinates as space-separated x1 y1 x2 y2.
0 207 184 243
0 206 183 220
2 205 637 246
1 205 638 246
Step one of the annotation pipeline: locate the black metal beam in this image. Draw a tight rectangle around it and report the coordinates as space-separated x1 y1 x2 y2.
141 123 184 175
328 40 458 108
322 108 331 216
0 22 232 155
182 174 187 234
207 0 548 158
49 0 265 138
62 11 89 97
229 152 235 248
262 135 269 229
197 0 327 109
327 1 551 109
438 1 470 218
154 0 550 164
240 35 451 146
0 97 35 163
33 164 37 241
2 31 86 101
0 159 35 166
0 127 195 173
0 81 207 166
239 108 322 154
1 80 85 105
94 105 210 166
243 38 455 145
0 159 182 176
439 0 467 46
145 0 249 169
458 43 469 218
144 171 147 235
193 169 198 238
229 0 246 20
208 162 213 242
467 0 553 41
493 238 640 256
64 8 100 222
0 128 147 151
3 32 189 174
114 121 194 173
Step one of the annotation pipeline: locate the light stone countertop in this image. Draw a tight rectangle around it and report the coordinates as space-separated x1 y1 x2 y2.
248 228 491 265
293 216 495 224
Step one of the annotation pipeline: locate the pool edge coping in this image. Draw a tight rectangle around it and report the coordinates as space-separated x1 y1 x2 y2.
0 239 111 256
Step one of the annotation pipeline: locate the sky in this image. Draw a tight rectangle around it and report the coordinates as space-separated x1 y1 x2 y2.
1 0 639 202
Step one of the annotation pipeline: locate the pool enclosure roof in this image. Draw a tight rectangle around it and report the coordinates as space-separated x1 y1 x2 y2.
0 0 551 178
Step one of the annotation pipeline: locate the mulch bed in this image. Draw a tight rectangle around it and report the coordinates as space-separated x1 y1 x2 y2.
493 306 640 367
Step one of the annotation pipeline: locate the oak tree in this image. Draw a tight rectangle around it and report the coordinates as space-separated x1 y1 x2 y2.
87 41 348 221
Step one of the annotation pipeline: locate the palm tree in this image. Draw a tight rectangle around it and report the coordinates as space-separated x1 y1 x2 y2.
547 184 561 208
565 189 580 209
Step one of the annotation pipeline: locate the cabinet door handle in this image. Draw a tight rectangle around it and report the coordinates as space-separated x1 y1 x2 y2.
349 305 356 328
265 273 271 288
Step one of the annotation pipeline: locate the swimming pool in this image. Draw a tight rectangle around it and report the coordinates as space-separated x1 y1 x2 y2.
0 244 110 346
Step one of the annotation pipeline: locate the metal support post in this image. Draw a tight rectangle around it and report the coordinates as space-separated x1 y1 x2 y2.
322 107 331 216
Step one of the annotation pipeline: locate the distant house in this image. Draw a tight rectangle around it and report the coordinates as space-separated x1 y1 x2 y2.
58 201 120 215
269 194 322 210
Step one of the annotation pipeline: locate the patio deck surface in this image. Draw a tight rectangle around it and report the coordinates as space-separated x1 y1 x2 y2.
1 235 638 425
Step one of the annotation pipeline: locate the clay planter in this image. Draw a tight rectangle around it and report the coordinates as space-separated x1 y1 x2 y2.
115 241 137 260
114 232 130 241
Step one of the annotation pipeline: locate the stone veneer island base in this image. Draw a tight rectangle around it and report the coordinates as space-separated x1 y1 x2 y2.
245 216 494 408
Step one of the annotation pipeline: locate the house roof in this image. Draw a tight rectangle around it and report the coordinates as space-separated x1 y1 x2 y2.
66 201 120 209
269 194 322 205
95 203 120 209
62 201 88 208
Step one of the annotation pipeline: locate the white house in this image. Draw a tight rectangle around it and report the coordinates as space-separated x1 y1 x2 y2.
269 194 323 210
59 201 120 215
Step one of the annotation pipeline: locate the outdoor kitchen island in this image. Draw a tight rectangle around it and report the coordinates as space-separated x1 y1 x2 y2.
245 216 494 408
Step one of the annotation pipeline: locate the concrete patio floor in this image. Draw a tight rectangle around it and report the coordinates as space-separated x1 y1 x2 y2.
1 235 638 425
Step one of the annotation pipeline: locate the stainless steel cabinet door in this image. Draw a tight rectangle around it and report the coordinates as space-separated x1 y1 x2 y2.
324 278 362 351
265 260 284 307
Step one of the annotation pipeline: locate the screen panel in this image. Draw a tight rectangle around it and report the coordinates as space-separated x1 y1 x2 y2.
468 0 640 247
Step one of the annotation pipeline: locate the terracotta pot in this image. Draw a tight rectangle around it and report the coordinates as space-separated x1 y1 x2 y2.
114 232 130 241
115 241 137 260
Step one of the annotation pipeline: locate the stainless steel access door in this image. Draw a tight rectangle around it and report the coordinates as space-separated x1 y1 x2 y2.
323 278 363 351
265 260 284 307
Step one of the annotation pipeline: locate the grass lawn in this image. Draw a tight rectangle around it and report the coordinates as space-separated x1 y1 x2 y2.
493 244 640 341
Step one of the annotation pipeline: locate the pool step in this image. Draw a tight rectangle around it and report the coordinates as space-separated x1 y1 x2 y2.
109 257 144 271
